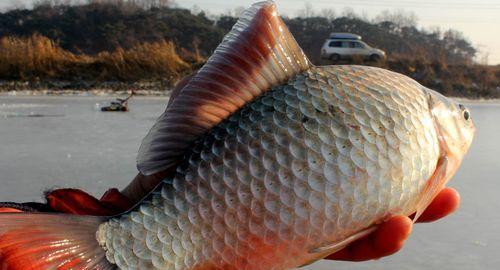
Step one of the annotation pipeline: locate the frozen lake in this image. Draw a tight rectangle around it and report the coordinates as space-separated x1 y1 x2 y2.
0 95 498 269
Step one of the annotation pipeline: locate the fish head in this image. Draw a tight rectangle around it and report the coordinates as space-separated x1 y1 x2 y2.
411 88 475 220
428 89 475 167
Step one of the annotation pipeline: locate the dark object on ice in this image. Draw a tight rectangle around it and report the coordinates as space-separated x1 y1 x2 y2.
101 91 134 112
101 102 128 112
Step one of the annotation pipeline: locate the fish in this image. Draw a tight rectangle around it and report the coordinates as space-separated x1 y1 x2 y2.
0 1 475 269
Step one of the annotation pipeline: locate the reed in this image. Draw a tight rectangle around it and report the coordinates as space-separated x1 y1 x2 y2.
0 34 84 80
0 34 190 83
95 40 189 81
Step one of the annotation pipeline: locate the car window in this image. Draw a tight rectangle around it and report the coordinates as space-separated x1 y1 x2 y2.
353 42 366 49
342 42 351 48
328 41 342 48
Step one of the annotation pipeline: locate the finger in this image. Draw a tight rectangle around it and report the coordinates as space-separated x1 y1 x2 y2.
326 215 413 261
416 187 460 223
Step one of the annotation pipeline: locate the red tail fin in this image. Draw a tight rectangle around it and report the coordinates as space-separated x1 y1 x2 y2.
0 213 115 270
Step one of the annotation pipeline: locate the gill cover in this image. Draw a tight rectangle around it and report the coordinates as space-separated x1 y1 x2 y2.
428 89 475 158
414 89 475 221
137 0 311 176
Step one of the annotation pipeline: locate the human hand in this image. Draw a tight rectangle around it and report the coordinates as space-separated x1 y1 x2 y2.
325 187 460 261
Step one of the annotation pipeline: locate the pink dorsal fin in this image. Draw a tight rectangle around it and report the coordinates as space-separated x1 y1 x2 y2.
137 0 311 175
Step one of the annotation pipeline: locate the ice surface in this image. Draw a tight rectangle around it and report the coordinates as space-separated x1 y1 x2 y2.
0 96 497 269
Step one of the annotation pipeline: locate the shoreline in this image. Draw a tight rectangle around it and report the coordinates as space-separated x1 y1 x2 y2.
0 89 171 97
2 90 499 103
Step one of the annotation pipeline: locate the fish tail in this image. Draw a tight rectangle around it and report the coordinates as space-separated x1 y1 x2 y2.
0 213 115 270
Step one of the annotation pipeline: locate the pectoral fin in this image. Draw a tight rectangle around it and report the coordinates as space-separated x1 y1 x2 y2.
413 156 449 222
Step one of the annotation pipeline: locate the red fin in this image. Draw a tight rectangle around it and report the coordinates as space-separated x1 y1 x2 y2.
46 188 131 216
137 0 311 176
0 213 115 270
99 188 133 212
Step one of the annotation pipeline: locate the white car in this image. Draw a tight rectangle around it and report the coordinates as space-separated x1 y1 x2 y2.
321 33 386 62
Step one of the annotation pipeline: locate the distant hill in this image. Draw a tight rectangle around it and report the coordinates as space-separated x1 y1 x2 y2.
0 2 498 97
286 16 476 65
0 3 476 64
0 3 224 58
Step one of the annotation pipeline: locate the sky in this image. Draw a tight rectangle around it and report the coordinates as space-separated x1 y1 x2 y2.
1 0 499 64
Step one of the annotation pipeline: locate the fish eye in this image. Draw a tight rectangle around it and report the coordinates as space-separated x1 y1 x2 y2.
458 104 470 121
463 109 470 121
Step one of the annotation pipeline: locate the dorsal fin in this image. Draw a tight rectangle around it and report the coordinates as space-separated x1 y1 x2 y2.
137 0 311 175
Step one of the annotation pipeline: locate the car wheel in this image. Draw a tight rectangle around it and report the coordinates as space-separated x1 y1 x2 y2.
370 54 381 62
330 54 340 62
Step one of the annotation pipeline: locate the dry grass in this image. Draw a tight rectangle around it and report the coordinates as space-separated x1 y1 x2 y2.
386 56 500 97
0 34 84 80
96 40 189 81
0 34 190 83
0 34 498 97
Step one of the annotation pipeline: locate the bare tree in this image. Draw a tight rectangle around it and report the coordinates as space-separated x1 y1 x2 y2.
341 7 358 19
191 4 201 15
375 9 418 28
222 8 233 16
158 0 169 8
220 6 244 17
33 0 51 7
427 25 442 39
360 10 370 21
477 46 490 66
233 6 245 17
320 8 336 21
8 0 26 9
296 2 315 18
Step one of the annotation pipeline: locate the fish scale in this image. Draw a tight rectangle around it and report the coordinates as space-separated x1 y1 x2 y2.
98 65 440 270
